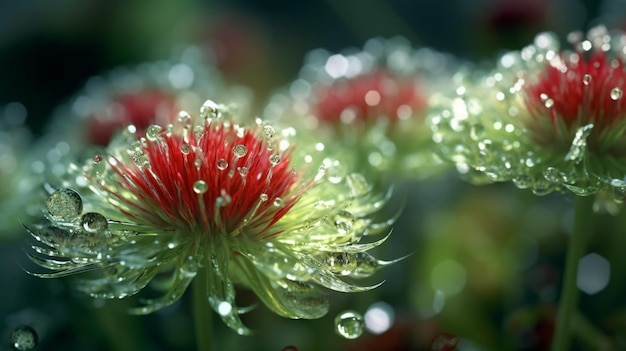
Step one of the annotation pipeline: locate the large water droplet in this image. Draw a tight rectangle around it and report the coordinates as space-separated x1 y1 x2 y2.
325 252 357 275
146 125 163 141
232 144 248 158
334 310 364 339
334 210 355 235
47 188 83 220
217 159 228 170
80 212 108 233
610 87 623 100
193 180 208 194
10 325 38 351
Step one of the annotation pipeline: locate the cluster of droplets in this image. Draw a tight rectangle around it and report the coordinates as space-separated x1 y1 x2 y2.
429 25 626 197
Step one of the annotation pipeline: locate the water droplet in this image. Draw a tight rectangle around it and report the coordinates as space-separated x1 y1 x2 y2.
232 144 248 158
262 125 276 139
146 125 163 141
610 87 623 100
582 74 592 86
180 143 192 155
334 210 355 235
325 252 357 275
80 212 108 233
194 158 203 169
47 188 83 220
177 111 193 125
89 155 106 177
334 310 364 339
238 166 249 177
260 193 269 202
200 100 220 120
10 325 38 351
193 180 208 194
273 197 284 207
544 98 554 108
216 159 228 170
92 155 103 164
269 154 280 165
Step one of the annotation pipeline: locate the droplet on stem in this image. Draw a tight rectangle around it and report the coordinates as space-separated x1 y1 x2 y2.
334 310 365 339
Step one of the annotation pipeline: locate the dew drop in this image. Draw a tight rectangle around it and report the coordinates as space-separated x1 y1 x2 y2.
200 100 221 120
217 159 228 170
47 188 83 220
193 180 208 194
582 74 592 86
92 154 104 164
544 98 554 108
610 87 623 100
238 166 249 177
334 210 355 235
325 252 357 275
177 111 193 125
146 125 163 141
269 154 281 165
262 125 276 139
194 159 203 169
334 310 364 339
273 197 284 207
10 325 38 351
80 212 108 233
89 155 106 177
232 144 248 158
180 143 192 155
260 193 269 202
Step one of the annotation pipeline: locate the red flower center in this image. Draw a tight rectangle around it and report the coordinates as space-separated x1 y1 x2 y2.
524 51 626 141
87 91 178 146
106 120 300 238
314 70 427 126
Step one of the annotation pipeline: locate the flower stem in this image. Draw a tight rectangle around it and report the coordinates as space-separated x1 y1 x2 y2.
193 265 214 351
550 195 594 351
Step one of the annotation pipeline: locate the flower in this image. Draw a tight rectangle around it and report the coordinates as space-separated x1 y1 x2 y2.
430 26 626 197
264 37 458 181
46 45 252 148
26 100 396 335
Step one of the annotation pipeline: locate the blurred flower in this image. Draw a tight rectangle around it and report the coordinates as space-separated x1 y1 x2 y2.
430 26 626 198
264 37 459 181
25 100 396 334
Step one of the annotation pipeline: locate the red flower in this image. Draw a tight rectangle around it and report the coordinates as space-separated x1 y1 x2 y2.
523 50 626 150
314 69 427 127
102 117 301 238
87 90 178 146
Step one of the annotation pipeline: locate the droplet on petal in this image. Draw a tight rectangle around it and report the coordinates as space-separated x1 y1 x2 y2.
46 188 83 221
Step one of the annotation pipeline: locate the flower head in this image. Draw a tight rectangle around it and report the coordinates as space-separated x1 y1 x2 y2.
26 100 396 334
265 37 458 180
430 26 626 197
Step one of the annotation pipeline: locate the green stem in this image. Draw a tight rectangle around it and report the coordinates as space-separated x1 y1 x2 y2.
193 265 214 351
550 195 594 351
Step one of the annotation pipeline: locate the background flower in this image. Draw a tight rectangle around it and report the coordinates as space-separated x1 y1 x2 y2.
264 37 459 182
430 25 626 198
